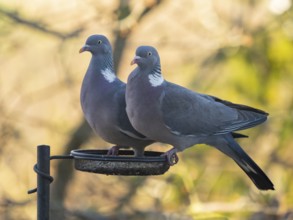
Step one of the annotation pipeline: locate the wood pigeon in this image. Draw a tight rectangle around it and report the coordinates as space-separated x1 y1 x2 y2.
125 45 274 190
80 36 154 156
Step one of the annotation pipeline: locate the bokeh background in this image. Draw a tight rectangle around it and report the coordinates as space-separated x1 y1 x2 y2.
1 0 293 219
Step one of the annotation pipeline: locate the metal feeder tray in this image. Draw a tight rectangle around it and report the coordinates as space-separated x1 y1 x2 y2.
70 149 170 176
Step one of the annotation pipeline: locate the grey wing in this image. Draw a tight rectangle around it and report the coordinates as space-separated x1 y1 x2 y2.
161 82 268 136
114 85 149 140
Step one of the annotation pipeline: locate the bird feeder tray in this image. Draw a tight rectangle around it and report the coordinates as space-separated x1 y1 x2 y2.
70 149 170 176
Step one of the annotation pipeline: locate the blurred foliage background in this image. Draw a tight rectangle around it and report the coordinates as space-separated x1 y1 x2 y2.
0 0 293 219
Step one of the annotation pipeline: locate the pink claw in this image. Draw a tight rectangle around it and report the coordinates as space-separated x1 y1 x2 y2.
162 148 179 166
107 146 120 156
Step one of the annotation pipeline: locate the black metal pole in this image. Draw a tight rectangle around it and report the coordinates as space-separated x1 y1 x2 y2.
37 145 50 220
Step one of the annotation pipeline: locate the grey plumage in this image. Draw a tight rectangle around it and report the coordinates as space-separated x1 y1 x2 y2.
80 35 153 156
125 46 274 190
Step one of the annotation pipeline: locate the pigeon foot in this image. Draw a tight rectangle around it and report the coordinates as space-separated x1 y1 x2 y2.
107 146 120 156
162 148 179 166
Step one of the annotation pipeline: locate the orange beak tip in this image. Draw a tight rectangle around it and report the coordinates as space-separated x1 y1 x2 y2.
79 45 89 54
79 48 84 53
130 60 136 65
130 56 141 65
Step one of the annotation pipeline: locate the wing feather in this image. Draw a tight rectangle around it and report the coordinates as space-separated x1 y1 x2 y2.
161 82 267 136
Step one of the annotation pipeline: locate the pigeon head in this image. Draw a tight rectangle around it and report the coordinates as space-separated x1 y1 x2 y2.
131 46 160 71
79 35 112 56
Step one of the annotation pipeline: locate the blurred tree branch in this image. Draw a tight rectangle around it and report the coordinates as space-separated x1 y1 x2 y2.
0 198 32 219
0 198 31 208
270 153 293 168
0 7 83 39
113 0 162 72
51 120 92 219
66 209 109 220
115 177 147 212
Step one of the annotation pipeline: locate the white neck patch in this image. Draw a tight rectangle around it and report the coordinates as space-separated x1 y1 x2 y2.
101 68 116 83
148 71 164 87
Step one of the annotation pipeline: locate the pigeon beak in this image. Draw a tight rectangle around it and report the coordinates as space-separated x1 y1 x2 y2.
79 45 90 53
131 56 141 65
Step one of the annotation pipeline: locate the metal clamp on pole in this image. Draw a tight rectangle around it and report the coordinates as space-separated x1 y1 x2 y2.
28 145 73 220
35 145 50 220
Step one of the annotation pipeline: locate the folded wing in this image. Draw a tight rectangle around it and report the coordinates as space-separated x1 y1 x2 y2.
161 82 268 137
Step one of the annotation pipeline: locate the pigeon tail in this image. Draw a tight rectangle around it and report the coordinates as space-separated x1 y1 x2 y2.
216 134 274 190
231 132 248 139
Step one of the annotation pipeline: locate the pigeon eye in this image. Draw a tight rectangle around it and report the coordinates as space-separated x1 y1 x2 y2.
147 51 152 56
97 40 102 44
